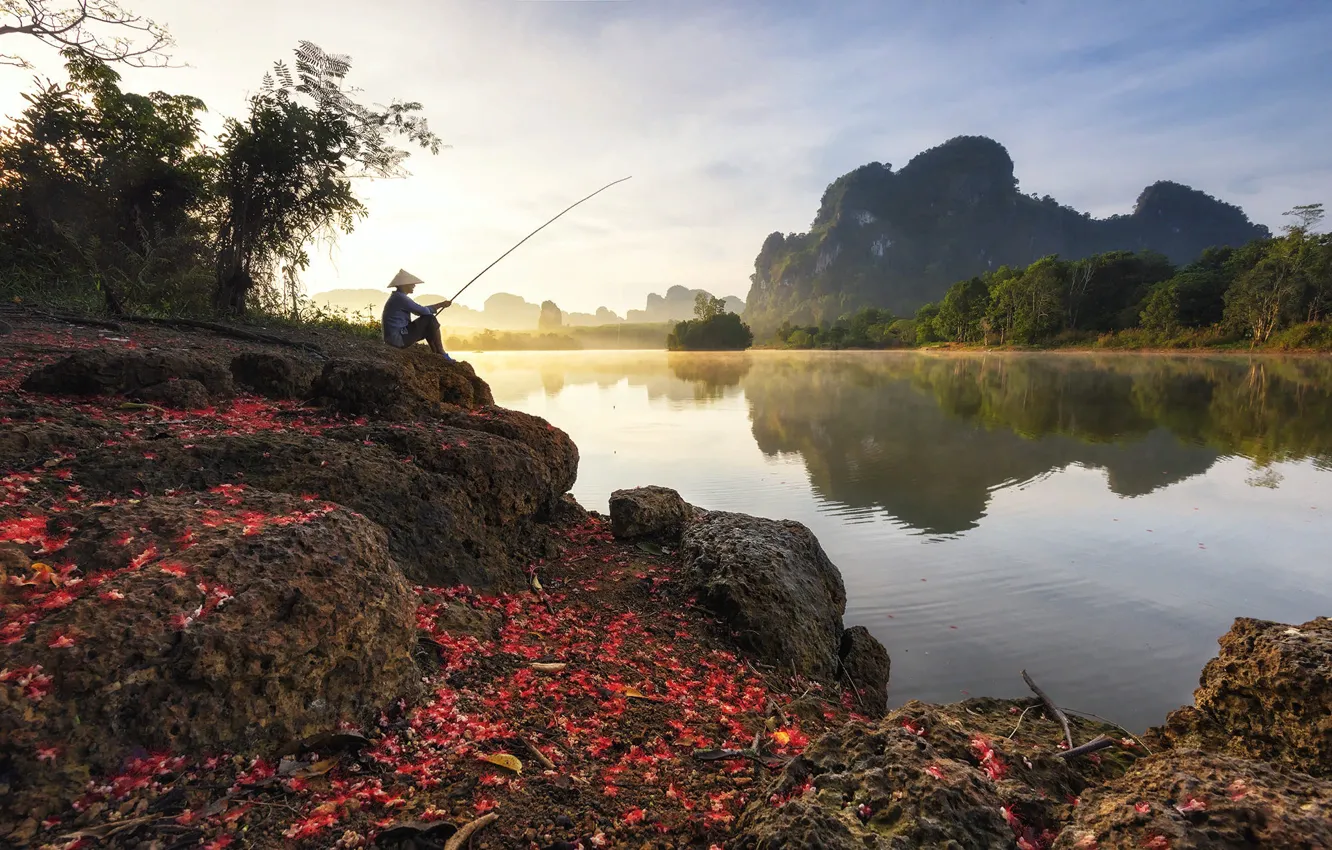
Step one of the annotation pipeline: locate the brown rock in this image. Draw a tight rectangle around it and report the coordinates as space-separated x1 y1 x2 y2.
20 349 233 398
1053 750 1332 850
608 485 693 541
1150 616 1332 777
312 347 494 418
230 351 318 399
0 491 419 819
59 421 572 591
736 699 1139 850
838 626 890 716
132 378 211 410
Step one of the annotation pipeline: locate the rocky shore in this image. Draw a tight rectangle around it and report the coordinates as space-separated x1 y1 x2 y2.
0 314 1328 849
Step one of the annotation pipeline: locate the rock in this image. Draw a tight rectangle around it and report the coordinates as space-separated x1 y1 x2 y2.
838 626 890 716
608 486 692 541
0 491 419 819
312 348 494 418
20 349 233 398
59 421 572 591
230 351 318 399
1149 616 1332 777
0 421 104 473
679 511 846 679
733 699 1133 850
1053 750 1332 849
131 378 211 410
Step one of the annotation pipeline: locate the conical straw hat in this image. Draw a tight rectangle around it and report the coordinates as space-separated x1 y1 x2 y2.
388 269 425 289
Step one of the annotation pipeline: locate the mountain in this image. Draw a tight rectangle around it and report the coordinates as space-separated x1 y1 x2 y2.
315 285 744 330
625 285 745 323
743 135 1271 332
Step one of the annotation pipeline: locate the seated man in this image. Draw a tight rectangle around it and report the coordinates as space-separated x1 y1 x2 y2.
382 269 453 360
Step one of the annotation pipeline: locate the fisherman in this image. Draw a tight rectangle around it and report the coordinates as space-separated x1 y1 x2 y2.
382 269 453 360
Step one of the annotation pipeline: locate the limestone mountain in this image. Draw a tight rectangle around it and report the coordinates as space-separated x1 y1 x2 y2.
625 285 745 324
743 135 1270 332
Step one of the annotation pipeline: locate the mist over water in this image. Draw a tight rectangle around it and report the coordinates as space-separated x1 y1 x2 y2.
471 350 1332 731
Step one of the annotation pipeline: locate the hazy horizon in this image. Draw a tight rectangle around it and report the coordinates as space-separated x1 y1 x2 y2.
3 0 1329 315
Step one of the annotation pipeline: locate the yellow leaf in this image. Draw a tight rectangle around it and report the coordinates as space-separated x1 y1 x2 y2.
530 575 544 592
480 753 523 774
771 730 791 746
623 687 659 701
294 757 339 778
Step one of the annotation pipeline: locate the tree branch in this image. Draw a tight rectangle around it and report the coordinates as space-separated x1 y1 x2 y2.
1021 669 1074 751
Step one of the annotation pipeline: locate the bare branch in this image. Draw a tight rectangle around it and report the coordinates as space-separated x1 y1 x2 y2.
0 0 173 68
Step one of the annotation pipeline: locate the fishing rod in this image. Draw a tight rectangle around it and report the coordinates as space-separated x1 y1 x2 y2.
445 176 633 305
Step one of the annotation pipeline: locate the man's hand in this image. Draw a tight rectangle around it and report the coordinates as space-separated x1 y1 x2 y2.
431 300 452 313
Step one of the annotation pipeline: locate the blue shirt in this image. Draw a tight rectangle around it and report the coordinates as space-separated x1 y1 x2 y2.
382 290 433 341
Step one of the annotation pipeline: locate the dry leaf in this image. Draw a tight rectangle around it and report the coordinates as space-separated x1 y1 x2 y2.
530 662 567 674
479 753 523 774
623 687 660 702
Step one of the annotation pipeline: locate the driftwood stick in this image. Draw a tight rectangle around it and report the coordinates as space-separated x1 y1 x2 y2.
443 813 498 850
1021 669 1074 750
1058 707 1155 755
838 661 865 709
1056 735 1116 760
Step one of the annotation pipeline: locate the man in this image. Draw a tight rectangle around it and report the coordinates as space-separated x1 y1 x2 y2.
382 269 454 360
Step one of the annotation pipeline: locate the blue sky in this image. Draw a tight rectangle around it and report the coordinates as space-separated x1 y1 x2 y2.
2 0 1329 313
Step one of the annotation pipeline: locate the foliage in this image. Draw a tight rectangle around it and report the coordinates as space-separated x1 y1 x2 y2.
667 307 754 351
0 0 171 69
214 41 443 315
0 51 216 314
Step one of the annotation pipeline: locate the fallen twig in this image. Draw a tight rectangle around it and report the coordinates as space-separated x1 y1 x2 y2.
1021 669 1074 750
1059 706 1155 755
521 736 556 770
838 661 865 709
443 812 498 850
1006 704 1038 739
1056 735 1116 760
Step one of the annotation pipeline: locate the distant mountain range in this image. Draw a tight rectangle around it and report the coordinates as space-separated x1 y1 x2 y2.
743 135 1271 332
315 285 745 330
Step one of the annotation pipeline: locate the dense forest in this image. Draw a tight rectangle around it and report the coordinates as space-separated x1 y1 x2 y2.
745 136 1272 332
0 37 440 320
767 205 1331 351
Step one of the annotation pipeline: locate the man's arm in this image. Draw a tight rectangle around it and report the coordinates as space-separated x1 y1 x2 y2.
425 300 453 313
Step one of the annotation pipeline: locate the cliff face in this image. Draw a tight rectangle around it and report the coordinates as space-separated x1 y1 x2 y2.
744 136 1270 331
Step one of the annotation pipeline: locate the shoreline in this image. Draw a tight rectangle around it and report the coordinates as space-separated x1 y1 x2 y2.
1 315 1327 848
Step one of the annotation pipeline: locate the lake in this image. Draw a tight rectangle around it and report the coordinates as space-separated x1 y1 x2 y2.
466 349 1332 732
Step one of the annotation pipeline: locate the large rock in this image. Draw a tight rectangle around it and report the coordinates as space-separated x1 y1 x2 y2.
55 416 574 591
0 491 420 819
680 511 847 679
839 625 890 716
1149 616 1331 777
734 700 1135 850
1054 750 1332 849
131 377 211 409
608 485 693 541
312 347 494 418
20 349 233 399
230 351 319 399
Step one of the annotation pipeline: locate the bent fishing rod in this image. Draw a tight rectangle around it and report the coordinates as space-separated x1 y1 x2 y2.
442 175 633 306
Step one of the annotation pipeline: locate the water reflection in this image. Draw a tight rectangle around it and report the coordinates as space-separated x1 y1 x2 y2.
471 350 1332 729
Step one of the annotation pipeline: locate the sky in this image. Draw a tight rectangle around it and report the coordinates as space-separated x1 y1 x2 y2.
2 0 1330 315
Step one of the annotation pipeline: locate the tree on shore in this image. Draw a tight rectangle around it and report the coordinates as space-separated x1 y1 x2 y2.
213 41 444 315
667 294 754 350
0 0 172 68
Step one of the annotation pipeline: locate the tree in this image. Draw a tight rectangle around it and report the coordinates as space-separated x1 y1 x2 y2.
0 0 171 68
1139 282 1181 339
1223 205 1325 344
0 51 214 313
213 41 444 315
667 311 754 350
538 299 562 331
693 291 726 321
935 276 988 342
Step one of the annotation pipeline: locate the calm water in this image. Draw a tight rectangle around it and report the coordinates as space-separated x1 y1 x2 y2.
468 350 1332 731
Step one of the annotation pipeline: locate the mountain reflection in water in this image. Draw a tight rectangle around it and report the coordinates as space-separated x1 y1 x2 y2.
473 350 1332 730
